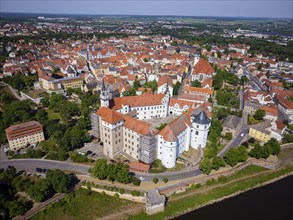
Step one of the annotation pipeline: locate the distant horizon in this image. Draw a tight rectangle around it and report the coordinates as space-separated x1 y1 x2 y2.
0 11 292 20
1 0 292 19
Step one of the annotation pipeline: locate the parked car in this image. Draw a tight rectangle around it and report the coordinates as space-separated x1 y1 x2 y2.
86 150 93 155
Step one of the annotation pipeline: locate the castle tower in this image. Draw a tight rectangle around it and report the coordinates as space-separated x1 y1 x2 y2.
100 80 109 108
190 110 211 149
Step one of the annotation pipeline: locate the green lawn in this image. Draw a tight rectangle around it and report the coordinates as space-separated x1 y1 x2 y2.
149 159 167 173
248 115 262 125
29 189 133 220
167 162 186 172
24 89 46 99
46 109 62 121
129 166 293 220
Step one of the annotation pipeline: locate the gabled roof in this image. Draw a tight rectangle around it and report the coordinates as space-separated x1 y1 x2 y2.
110 94 165 110
222 115 241 129
158 75 173 88
96 107 158 136
193 58 214 75
122 115 158 136
96 107 123 124
159 115 188 142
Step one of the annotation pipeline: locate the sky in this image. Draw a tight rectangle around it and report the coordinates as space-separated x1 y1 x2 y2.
0 0 292 19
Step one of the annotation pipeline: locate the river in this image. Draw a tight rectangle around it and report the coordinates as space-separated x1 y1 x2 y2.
174 175 293 220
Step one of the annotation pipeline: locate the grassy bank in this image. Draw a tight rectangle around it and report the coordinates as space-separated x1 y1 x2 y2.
29 188 134 220
129 166 293 220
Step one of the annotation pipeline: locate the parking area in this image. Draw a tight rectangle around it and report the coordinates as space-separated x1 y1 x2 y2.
76 141 104 158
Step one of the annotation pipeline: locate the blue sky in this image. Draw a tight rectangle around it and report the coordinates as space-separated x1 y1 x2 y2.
1 0 292 19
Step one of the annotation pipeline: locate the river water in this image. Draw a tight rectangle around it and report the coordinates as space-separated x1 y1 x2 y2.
174 175 293 220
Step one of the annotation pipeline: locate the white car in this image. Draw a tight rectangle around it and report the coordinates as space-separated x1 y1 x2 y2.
240 133 244 137
139 177 145 181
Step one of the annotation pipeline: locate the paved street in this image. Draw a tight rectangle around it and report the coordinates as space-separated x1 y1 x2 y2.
218 111 249 157
0 159 91 174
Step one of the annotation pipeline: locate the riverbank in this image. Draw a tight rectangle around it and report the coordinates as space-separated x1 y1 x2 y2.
128 165 293 220
174 175 293 220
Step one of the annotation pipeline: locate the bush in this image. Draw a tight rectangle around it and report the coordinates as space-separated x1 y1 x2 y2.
225 132 232 140
162 177 168 183
119 188 125 194
224 146 248 167
114 193 120 199
248 138 256 144
190 183 201 190
241 142 249 148
132 177 141 186
70 151 89 163
7 150 15 157
152 177 158 184
212 157 226 170
199 158 212 174
131 190 140 197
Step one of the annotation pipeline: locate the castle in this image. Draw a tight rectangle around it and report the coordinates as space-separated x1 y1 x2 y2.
91 81 211 168
91 57 214 168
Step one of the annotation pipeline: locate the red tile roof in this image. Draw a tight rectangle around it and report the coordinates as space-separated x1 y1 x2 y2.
6 121 43 140
193 58 214 75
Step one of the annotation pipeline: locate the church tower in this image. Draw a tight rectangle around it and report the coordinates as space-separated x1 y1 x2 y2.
193 53 200 66
100 80 109 108
162 83 170 117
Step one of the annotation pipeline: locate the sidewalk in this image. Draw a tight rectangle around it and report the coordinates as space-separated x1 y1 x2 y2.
77 174 181 192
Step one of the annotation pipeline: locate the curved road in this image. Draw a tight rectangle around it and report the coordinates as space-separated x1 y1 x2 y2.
0 158 201 181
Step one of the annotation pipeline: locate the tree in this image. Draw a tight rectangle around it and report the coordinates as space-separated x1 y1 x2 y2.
173 81 181 96
212 157 226 170
224 148 239 167
248 138 256 144
224 146 248 167
266 138 280 156
225 132 232 140
249 143 263 159
162 177 168 183
144 80 158 92
254 109 265 121
237 146 248 162
46 169 70 193
7 200 28 219
283 134 293 143
191 80 201 87
133 78 141 90
132 177 141 186
26 179 52 202
90 159 109 180
199 158 212 174
152 177 158 184
171 41 178 46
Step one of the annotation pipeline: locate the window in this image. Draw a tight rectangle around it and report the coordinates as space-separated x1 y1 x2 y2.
196 131 199 135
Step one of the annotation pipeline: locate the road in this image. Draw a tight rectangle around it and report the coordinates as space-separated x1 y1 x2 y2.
0 157 202 181
218 111 249 157
0 159 91 174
